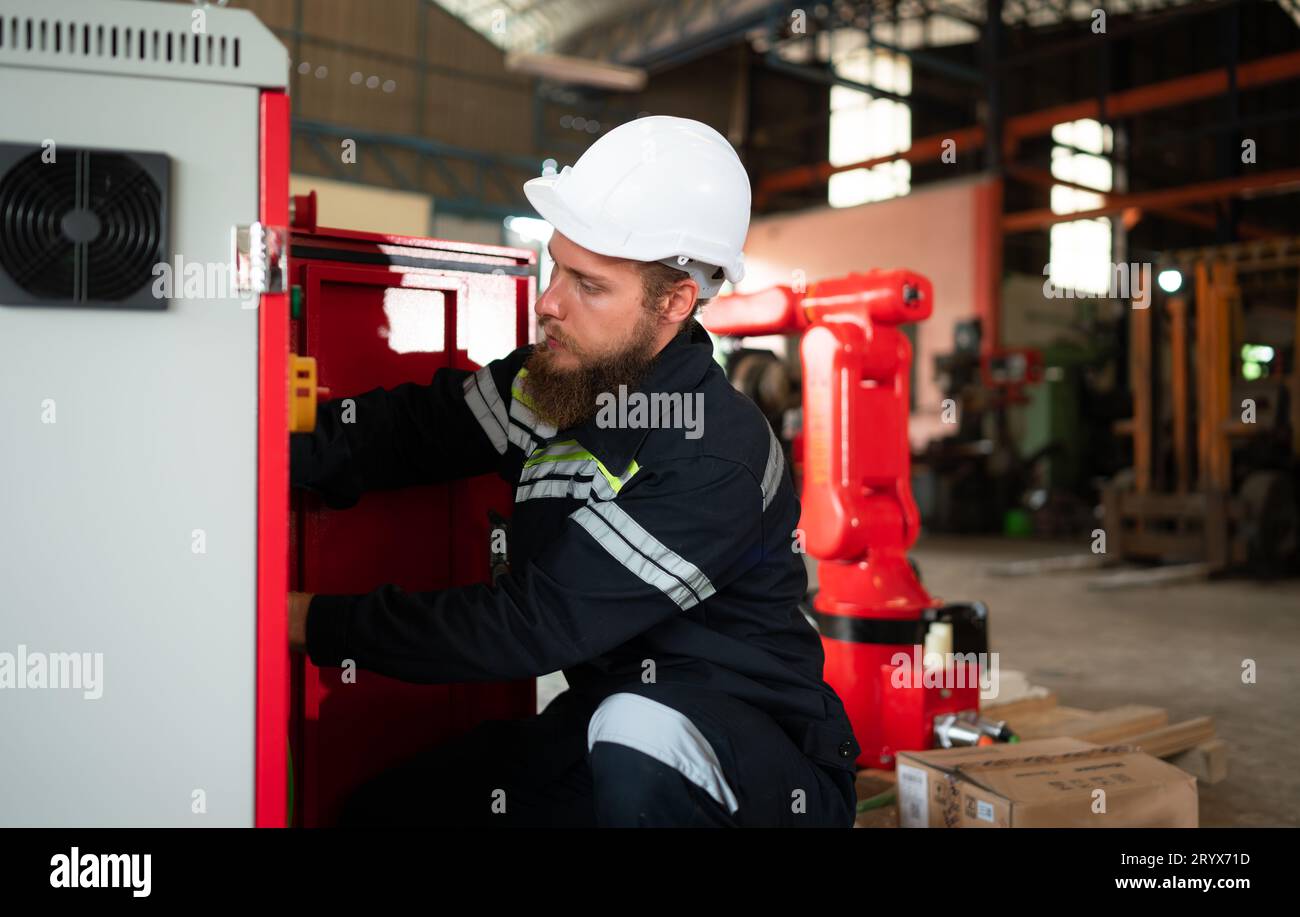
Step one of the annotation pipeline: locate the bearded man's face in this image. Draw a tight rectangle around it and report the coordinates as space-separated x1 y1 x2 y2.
522 231 675 431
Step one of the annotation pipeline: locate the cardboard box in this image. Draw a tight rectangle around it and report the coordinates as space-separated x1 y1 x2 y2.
896 737 1198 828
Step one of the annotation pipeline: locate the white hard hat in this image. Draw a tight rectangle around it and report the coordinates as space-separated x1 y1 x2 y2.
523 115 750 298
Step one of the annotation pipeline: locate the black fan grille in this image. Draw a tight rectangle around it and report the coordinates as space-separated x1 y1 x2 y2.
0 145 168 308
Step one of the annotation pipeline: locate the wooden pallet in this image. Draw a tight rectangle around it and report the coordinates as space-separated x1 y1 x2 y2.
982 692 1221 764
854 683 1226 828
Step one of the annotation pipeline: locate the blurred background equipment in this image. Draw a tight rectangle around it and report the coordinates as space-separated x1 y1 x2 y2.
915 319 1048 535
1102 238 1300 578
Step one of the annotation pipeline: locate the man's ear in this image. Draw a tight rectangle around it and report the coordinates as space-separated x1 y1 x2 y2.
660 278 699 325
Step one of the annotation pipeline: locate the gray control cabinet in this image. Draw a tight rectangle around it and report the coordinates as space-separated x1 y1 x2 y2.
0 0 288 826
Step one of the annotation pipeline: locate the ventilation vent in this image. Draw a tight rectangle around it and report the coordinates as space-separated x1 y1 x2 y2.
0 143 170 310
0 16 242 67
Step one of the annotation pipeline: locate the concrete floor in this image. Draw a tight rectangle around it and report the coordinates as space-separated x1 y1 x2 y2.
904 535 1300 828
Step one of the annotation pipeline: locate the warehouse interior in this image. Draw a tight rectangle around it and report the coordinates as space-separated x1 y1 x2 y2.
2 0 1298 833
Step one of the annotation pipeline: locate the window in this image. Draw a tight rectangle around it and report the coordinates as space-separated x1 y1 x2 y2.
827 32 911 208
1049 119 1113 295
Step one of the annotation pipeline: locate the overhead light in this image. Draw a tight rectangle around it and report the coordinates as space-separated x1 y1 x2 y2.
1157 268 1183 294
1242 343 1275 363
505 51 647 92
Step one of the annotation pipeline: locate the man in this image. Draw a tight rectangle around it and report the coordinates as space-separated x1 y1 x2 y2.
289 115 860 827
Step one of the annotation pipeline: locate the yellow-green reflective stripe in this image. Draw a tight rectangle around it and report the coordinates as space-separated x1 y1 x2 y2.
528 451 590 465
522 443 641 495
512 368 539 410
592 457 640 494
608 459 641 493
511 385 538 411
523 440 581 467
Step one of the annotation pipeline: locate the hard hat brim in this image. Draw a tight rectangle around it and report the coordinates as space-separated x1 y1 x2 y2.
522 175 611 259
523 173 745 288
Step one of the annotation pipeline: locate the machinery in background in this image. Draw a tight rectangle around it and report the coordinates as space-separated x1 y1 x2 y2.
1015 331 1129 537
913 319 1045 534
717 341 802 481
721 345 797 438
915 314 1128 539
705 273 994 769
933 711 1018 748
1103 239 1300 577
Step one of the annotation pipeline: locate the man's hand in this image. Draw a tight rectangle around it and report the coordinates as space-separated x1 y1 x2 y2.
289 591 315 653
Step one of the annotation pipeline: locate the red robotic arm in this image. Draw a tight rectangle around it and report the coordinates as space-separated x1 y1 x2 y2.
707 270 991 768
706 269 931 576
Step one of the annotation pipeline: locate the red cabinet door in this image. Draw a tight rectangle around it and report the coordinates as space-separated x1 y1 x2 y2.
290 262 533 827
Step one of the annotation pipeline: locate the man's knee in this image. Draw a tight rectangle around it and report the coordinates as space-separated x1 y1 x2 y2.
586 692 740 827
588 741 734 827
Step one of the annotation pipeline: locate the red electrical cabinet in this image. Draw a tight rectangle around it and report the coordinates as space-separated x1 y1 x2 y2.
287 220 537 827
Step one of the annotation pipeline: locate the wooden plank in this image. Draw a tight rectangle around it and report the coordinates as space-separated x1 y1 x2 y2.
1008 704 1168 743
983 691 1059 721
1002 706 1073 736
1169 738 1229 785
1128 717 1217 759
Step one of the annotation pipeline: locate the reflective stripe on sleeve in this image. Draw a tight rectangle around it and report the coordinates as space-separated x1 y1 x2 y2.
570 506 701 610
570 501 715 611
760 427 785 511
462 367 509 455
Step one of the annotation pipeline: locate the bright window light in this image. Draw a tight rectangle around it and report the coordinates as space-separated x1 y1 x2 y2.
382 287 444 354
505 215 556 311
828 31 911 208
1049 119 1113 296
505 216 553 245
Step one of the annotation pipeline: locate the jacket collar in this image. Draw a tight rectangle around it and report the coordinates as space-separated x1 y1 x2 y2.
561 319 714 476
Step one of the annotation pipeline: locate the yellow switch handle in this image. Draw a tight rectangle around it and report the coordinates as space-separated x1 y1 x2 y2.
289 355 318 433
